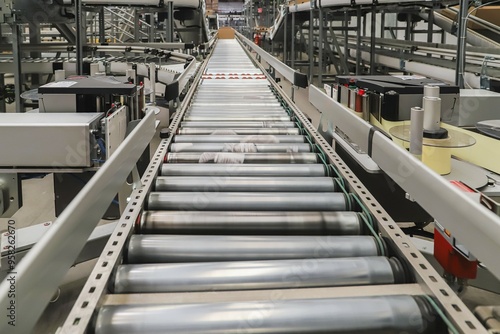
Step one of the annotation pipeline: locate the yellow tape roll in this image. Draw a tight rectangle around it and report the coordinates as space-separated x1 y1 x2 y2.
422 145 451 175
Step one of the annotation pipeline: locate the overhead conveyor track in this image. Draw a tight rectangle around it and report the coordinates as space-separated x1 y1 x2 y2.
58 38 486 334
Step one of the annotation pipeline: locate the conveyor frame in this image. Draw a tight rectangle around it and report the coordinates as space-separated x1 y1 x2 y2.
54 36 488 333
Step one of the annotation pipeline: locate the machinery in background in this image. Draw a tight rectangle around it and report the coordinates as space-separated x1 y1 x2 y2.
0 108 130 218
332 75 460 123
0 37 203 218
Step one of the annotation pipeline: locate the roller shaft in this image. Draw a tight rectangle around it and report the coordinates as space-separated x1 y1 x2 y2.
172 135 306 143
126 235 378 263
188 106 286 112
191 102 281 107
165 153 318 164
147 192 348 211
183 116 291 122
154 177 337 192
181 121 296 128
186 109 287 115
113 257 398 293
177 128 301 135
95 296 439 334
169 143 311 153
161 164 326 176
138 211 363 235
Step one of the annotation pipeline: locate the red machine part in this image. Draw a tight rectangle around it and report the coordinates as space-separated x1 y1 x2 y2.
433 180 478 279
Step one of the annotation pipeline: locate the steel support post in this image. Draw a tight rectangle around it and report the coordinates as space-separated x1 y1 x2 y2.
11 23 24 112
380 10 385 38
343 10 348 69
318 7 323 85
149 11 155 42
308 8 313 80
284 10 288 64
456 0 469 88
75 0 84 75
356 7 361 74
291 12 295 67
134 10 140 42
99 7 106 43
369 8 376 74
0 74 5 113
167 1 174 42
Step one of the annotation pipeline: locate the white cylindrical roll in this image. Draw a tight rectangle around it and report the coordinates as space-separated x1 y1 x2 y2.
54 69 65 81
90 63 100 76
423 85 440 98
410 107 424 157
423 96 441 132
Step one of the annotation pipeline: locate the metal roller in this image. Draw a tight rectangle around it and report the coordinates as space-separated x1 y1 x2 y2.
181 121 296 128
94 295 443 334
192 95 278 101
188 107 286 113
113 257 402 293
126 235 380 263
154 177 337 192
177 128 301 135
169 143 311 153
183 116 292 122
147 192 348 211
161 164 326 176
195 90 273 95
186 110 288 115
194 93 276 97
138 211 364 235
165 153 318 164
173 135 306 143
190 96 279 101
191 102 281 107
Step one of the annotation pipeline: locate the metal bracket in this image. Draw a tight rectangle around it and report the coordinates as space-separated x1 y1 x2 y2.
480 56 495 90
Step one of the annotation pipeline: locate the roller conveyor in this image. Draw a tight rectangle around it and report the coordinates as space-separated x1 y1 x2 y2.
168 142 312 152
181 121 296 127
172 134 307 143
161 163 327 176
112 257 402 293
80 39 455 333
165 152 319 163
126 235 382 263
154 176 338 192
177 128 302 135
147 192 349 211
138 211 364 234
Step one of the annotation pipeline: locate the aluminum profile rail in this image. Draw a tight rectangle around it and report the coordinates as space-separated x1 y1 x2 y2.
0 110 156 334
288 0 458 12
0 42 195 52
235 31 308 88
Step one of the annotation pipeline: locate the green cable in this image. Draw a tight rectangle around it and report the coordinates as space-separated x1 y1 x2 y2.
329 164 346 188
351 193 375 227
422 295 460 334
333 178 385 256
359 213 385 257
